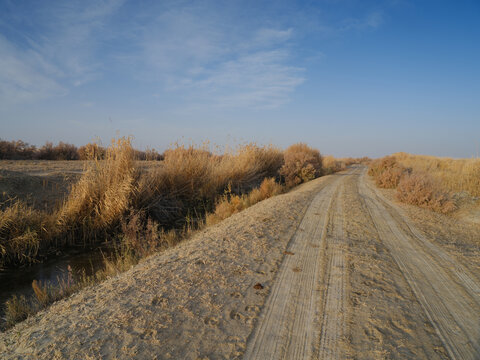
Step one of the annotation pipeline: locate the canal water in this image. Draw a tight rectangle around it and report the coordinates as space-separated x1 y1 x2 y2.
0 245 115 322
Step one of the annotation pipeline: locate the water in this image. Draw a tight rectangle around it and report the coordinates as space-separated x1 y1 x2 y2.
0 246 114 318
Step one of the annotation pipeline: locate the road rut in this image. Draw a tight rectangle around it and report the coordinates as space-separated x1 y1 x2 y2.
244 168 354 359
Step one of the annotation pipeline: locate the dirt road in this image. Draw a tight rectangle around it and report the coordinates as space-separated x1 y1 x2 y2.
245 166 479 359
1 166 479 359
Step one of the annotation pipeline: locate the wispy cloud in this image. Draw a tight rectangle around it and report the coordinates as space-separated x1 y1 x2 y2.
137 6 303 108
0 0 123 106
174 50 304 109
0 35 65 105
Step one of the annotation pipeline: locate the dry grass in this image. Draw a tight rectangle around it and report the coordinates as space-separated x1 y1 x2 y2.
4 295 32 327
280 143 322 187
206 178 284 226
57 137 137 241
369 155 457 213
0 200 54 266
323 156 347 175
393 152 480 197
134 143 283 227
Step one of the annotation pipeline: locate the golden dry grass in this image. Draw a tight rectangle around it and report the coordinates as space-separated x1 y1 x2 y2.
0 200 54 266
393 152 480 197
57 137 137 238
206 178 284 226
368 155 458 214
323 155 347 175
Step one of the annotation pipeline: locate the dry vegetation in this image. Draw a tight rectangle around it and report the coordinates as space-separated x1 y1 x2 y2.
0 139 163 161
393 152 480 197
1 138 354 329
368 155 459 214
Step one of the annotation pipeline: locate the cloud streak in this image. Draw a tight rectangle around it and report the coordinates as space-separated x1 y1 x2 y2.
0 0 123 106
137 6 303 109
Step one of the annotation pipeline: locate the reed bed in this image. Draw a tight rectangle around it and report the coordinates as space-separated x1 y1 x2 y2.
0 139 331 268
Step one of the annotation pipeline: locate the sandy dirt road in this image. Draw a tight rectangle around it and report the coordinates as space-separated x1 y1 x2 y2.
245 166 479 359
1 166 479 359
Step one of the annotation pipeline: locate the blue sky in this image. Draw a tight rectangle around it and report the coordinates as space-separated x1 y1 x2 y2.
0 0 479 157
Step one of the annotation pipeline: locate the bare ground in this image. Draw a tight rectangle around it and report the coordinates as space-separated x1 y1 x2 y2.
1 166 479 359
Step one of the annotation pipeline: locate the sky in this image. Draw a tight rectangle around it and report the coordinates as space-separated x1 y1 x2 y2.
0 0 479 158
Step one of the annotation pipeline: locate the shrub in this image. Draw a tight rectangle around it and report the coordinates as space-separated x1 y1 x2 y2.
368 156 409 189
376 165 406 189
396 173 456 214
280 143 322 187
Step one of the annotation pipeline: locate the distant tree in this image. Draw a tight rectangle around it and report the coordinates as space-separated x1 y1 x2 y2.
0 139 37 159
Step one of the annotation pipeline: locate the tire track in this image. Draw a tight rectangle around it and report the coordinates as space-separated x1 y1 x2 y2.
358 168 480 360
243 170 352 359
317 179 348 359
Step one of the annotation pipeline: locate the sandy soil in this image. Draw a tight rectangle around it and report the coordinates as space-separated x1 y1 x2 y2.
1 166 479 359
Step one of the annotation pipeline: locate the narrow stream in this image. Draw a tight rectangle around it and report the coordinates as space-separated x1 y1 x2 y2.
0 246 115 321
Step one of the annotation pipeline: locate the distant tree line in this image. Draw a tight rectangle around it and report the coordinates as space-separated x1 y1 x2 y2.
0 139 164 161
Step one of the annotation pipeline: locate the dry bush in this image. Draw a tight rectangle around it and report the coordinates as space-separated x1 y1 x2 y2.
280 143 322 187
120 211 168 257
31 280 49 307
376 165 406 189
396 173 457 214
368 156 408 189
57 137 137 242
